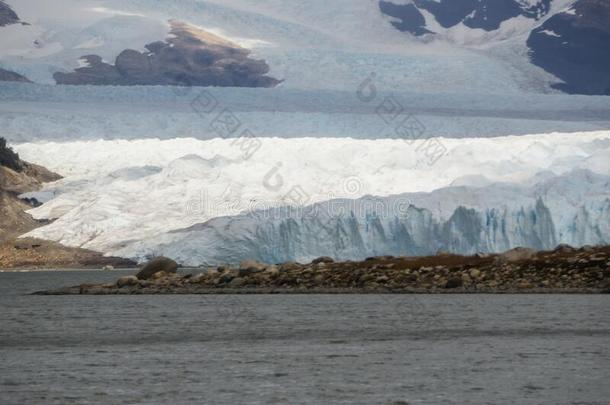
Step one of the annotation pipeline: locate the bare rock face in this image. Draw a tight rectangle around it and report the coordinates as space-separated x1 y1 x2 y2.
0 137 22 172
0 1 20 27
0 68 31 83
54 20 281 88
136 257 178 280
115 49 153 80
527 0 610 95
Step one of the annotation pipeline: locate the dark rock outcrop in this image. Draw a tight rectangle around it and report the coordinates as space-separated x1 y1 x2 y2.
379 0 609 95
379 0 551 35
312 256 334 264
0 1 20 27
0 137 61 243
379 1 431 36
527 0 610 95
0 68 31 83
136 256 178 280
54 20 281 88
0 137 23 172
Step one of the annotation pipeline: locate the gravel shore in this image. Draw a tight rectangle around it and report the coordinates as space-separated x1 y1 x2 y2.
34 245 610 295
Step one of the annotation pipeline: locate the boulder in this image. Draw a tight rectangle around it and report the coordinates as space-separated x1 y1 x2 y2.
445 277 463 289
188 273 205 283
264 265 280 275
117 275 139 288
229 277 246 287
499 247 537 263
312 256 334 264
280 262 302 271
151 271 169 280
136 257 178 280
218 273 235 284
588 254 607 262
239 260 267 276
554 244 575 253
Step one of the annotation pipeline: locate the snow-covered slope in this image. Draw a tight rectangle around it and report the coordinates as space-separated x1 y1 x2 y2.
14 130 610 262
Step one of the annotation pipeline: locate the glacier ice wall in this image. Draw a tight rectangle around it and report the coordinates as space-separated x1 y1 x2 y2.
137 170 610 265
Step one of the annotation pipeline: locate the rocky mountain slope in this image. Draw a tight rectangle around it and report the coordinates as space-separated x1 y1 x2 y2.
0 0 607 93
527 0 610 94
379 0 555 36
0 137 60 241
379 0 609 95
54 20 280 87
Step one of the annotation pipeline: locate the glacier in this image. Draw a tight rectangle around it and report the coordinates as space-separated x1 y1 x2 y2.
2 0 610 265
126 169 610 266
14 130 610 264
2 83 610 143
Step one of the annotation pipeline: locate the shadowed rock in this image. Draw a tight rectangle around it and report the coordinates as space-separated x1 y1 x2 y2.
54 20 281 88
0 1 20 27
380 0 551 35
0 68 31 83
0 137 23 172
527 0 610 95
136 256 178 280
312 256 334 264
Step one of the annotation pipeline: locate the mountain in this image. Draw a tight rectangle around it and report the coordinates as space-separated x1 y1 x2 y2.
0 0 608 94
379 0 609 95
527 0 610 94
379 0 554 36
53 20 280 87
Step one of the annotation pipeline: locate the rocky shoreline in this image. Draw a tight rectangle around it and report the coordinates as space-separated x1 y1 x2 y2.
34 245 610 295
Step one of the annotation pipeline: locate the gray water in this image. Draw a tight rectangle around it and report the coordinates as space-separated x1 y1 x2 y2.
0 270 608 405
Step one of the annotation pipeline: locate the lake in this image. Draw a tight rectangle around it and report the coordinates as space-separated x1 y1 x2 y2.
0 270 608 404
